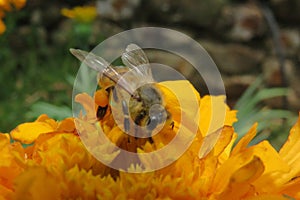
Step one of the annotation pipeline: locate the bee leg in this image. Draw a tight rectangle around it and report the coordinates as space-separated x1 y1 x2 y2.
134 126 138 140
170 121 175 130
148 136 154 144
111 87 118 102
121 100 131 143
121 100 130 133
97 106 108 120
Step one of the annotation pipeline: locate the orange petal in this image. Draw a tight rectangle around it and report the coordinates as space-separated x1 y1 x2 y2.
249 141 290 193
278 177 300 199
0 133 10 141
75 93 97 122
275 114 300 186
35 114 58 129
213 140 289 194
10 122 55 144
279 114 300 163
0 184 13 199
199 95 237 137
224 109 238 127
251 141 289 174
232 123 258 155
0 19 5 35
0 134 25 191
57 117 75 133
157 80 200 136
0 1 11 11
0 10 4 18
230 156 264 183
214 126 235 156
212 150 258 193
31 133 95 172
199 126 234 159
12 0 26 9
218 132 238 163
61 6 97 23
245 195 291 200
60 8 75 18
217 156 264 199
13 167 61 200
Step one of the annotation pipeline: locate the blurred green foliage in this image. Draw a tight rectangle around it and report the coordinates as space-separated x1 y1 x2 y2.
0 10 96 132
233 76 297 150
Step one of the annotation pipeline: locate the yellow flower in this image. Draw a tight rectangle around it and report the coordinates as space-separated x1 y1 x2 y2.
0 0 11 11
10 114 75 144
10 0 26 10
61 6 97 23
0 0 26 34
1 80 300 199
0 19 5 34
0 0 26 11
13 167 61 200
0 0 26 35
0 133 25 199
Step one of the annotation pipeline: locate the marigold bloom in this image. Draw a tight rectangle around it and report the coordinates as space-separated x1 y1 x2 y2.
61 6 97 23
0 80 300 199
10 114 75 144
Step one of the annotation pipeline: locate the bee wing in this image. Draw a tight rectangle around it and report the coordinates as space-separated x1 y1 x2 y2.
70 48 111 72
121 44 154 82
70 48 135 95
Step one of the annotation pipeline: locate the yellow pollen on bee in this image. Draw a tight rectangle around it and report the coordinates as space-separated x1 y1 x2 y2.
94 89 109 107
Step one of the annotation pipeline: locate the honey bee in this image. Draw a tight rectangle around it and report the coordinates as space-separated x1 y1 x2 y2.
70 44 174 142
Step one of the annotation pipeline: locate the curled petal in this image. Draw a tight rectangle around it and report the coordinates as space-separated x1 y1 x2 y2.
232 123 258 155
57 117 76 133
10 122 55 144
75 93 98 122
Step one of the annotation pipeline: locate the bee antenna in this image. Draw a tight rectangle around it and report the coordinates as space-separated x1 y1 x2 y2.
131 94 141 101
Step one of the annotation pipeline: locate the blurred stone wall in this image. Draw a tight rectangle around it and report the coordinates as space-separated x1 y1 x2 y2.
94 0 300 110
11 0 300 110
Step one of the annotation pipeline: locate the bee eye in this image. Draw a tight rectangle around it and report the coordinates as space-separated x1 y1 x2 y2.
145 104 168 131
147 116 158 131
149 104 165 119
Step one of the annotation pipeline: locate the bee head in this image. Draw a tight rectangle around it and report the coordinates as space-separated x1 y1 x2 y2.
146 104 168 131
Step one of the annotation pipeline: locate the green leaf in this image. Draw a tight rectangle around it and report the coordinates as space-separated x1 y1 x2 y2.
26 102 72 120
233 76 295 145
